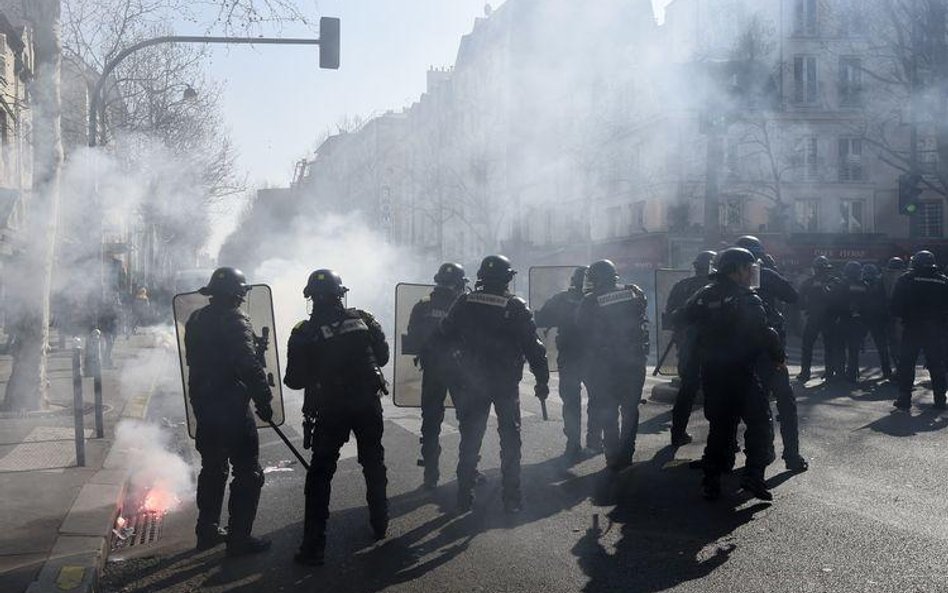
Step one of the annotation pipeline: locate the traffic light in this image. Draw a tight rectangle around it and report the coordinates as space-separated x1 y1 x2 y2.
319 17 340 70
899 173 923 215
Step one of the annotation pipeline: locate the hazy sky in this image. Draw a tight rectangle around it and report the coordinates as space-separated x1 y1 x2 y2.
189 0 671 188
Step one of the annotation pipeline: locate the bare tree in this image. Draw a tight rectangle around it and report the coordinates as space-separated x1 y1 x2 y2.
2 0 306 411
859 0 948 195
2 0 64 411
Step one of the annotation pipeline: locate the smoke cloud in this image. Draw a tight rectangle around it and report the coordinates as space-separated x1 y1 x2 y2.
115 419 193 514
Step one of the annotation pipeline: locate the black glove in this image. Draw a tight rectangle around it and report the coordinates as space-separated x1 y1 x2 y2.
256 402 274 423
535 383 550 401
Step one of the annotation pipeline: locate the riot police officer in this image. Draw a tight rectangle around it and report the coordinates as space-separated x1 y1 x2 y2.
832 261 869 383
682 248 780 501
285 270 390 566
861 264 893 379
665 251 716 446
439 255 549 513
798 256 839 382
185 267 273 555
891 251 948 411
404 263 467 488
576 260 649 471
535 266 594 461
734 236 807 472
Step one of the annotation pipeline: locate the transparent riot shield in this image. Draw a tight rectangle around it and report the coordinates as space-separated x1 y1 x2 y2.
393 283 450 408
173 285 286 438
529 266 583 373
654 269 693 376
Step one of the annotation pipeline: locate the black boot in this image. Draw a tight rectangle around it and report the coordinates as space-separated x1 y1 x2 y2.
563 441 583 462
195 525 228 551
670 431 693 447
739 475 773 501
457 488 474 513
294 534 326 567
784 455 809 473
370 511 388 540
702 474 721 501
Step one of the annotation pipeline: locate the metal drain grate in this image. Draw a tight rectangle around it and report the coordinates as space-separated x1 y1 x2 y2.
111 511 163 551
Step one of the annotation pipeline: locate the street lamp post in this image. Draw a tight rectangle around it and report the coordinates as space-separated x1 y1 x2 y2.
85 18 340 325
89 19 340 147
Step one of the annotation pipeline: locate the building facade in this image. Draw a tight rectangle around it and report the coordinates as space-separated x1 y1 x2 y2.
287 0 946 281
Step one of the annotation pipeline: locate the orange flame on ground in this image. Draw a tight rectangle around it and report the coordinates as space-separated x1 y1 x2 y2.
142 485 181 514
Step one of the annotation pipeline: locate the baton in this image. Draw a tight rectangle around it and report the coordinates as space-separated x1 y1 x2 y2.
653 337 677 376
540 399 549 421
269 421 310 471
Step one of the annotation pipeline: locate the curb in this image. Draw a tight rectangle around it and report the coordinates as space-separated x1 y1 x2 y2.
25 362 161 593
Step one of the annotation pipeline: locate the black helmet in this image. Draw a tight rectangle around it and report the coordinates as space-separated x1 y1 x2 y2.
570 266 588 289
694 251 717 273
887 256 906 271
587 260 619 289
303 269 348 299
843 261 862 281
477 255 516 285
714 247 757 275
812 256 831 271
434 262 467 289
735 235 765 259
911 250 937 270
862 263 881 281
199 267 249 298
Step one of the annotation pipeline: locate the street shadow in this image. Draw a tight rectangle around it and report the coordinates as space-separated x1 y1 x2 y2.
795 375 898 405
571 446 771 593
101 548 226 592
636 408 673 436
199 451 609 593
857 408 948 437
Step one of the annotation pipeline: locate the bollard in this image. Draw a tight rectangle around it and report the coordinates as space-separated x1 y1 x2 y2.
72 347 86 467
90 330 104 438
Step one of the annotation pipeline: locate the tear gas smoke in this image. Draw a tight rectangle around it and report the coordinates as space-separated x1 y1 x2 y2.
115 419 193 514
253 211 428 365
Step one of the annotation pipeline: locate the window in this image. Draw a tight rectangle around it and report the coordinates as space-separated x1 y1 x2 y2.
725 137 740 180
606 206 622 238
839 57 863 107
839 199 865 233
795 199 821 232
910 201 944 238
838 137 864 181
919 135 939 174
794 0 819 36
720 197 744 230
630 201 646 232
796 136 820 180
794 56 819 105
838 1 866 36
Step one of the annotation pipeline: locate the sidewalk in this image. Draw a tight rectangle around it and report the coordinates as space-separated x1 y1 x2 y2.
0 330 171 593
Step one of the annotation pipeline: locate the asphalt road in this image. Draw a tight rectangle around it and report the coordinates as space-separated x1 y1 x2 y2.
103 366 948 593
